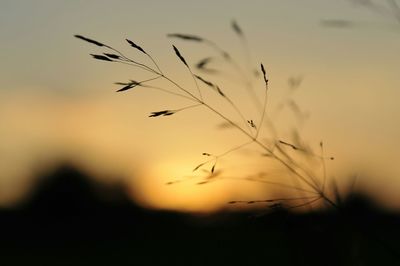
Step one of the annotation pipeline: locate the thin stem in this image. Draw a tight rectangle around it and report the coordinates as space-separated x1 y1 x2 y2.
121 47 338 209
198 99 323 194
106 45 160 75
161 74 337 208
168 75 323 194
255 79 268 139
188 67 203 101
274 144 322 190
114 60 158 73
320 193 338 209
192 141 254 173
175 103 203 112
205 40 250 83
139 76 162 84
146 86 198 102
161 75 203 104
286 196 322 210
204 39 263 112
321 143 327 194
217 141 254 158
219 90 253 134
272 143 319 210
243 177 319 194
119 55 207 112
145 53 163 75
232 195 322 204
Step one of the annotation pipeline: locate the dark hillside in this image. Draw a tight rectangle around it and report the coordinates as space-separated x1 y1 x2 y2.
1 165 399 266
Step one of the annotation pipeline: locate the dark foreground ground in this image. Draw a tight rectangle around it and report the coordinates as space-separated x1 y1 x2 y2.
1 165 399 266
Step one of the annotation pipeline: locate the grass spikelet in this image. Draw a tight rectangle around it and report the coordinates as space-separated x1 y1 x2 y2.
194 75 214 88
115 77 161 92
172 45 188 67
261 63 268 88
247 120 257 129
193 162 207 172
74 35 105 47
126 39 146 54
196 57 213 69
115 80 142 92
90 54 113 62
116 84 137 92
194 75 226 97
149 110 175 117
231 20 243 36
288 76 303 90
278 140 298 150
215 86 226 97
167 33 204 42
103 53 121 59
76 20 341 214
211 162 216 173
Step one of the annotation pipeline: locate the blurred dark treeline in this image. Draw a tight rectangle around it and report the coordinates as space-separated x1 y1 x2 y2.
1 164 400 266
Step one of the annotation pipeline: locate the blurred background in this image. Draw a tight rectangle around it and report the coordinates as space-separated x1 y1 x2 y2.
1 0 400 265
1 0 399 212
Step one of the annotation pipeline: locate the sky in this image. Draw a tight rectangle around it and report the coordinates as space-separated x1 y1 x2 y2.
1 0 400 212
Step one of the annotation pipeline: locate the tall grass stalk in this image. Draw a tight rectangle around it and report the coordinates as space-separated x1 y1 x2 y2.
74 21 339 211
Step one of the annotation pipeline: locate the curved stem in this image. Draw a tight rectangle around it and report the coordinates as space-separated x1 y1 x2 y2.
140 53 339 209
255 80 268 139
106 45 160 75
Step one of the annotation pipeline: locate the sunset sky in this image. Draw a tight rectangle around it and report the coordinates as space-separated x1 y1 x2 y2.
1 0 399 212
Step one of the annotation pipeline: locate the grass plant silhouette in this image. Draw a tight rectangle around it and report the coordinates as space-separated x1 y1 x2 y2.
75 20 339 213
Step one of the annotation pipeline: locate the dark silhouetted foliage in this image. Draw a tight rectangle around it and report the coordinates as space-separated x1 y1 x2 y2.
0 165 400 266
